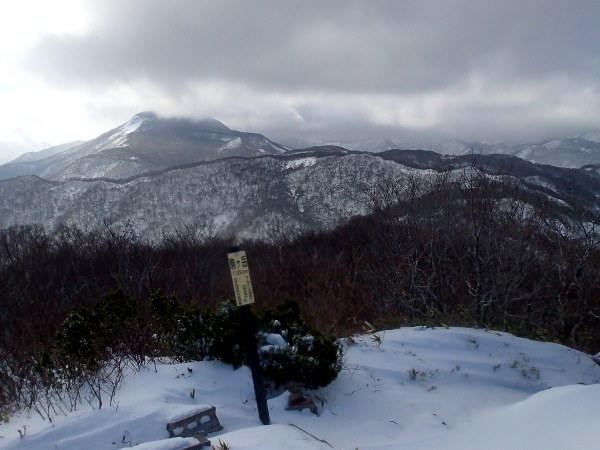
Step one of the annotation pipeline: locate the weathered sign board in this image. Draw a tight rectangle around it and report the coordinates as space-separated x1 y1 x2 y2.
227 250 255 307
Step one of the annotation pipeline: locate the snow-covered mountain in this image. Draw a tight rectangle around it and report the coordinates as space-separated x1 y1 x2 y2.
0 114 599 241
0 148 598 242
513 132 600 168
0 112 288 181
0 152 410 241
340 133 600 169
3 114 599 183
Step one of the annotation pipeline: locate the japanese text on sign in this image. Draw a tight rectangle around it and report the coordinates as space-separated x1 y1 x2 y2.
227 250 255 306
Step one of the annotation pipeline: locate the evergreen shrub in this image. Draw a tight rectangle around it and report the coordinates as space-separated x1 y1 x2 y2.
208 297 343 390
149 290 210 362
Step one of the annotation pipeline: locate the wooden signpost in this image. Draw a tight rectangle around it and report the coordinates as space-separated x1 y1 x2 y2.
227 248 270 425
227 250 255 307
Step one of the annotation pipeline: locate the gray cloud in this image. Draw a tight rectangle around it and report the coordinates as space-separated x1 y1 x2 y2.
19 0 600 144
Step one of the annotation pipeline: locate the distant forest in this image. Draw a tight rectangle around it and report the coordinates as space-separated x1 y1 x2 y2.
1 168 599 415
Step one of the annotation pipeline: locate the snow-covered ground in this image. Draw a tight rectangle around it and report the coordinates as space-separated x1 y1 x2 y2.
1 327 599 449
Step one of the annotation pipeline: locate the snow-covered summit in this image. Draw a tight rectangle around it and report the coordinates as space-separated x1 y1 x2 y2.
2 327 599 449
0 113 285 181
133 111 158 121
91 113 150 152
120 113 148 134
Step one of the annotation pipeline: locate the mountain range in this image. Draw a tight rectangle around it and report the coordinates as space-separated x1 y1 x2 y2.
0 113 599 241
321 132 600 169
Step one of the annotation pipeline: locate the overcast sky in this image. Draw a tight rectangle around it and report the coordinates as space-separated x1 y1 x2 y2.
1 0 599 163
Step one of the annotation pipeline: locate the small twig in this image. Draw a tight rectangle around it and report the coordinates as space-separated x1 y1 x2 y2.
342 365 361 379
343 385 365 396
289 423 334 448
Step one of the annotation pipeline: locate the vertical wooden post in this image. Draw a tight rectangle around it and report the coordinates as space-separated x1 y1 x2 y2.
227 247 270 425
240 303 270 425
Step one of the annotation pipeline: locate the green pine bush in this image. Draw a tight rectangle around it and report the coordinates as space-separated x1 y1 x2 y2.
206 301 247 368
257 298 343 390
207 297 342 390
149 290 211 362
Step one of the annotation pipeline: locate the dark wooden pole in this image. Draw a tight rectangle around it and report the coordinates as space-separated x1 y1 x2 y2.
228 246 270 425
240 304 270 425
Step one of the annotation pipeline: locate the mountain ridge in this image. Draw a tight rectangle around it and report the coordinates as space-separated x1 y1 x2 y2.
3 114 600 181
327 132 600 168
1 147 598 242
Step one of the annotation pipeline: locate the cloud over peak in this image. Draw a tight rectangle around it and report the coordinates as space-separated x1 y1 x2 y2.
1 0 600 162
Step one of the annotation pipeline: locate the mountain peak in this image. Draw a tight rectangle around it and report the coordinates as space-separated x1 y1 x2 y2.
134 111 159 120
190 116 230 132
126 112 230 133
119 113 153 135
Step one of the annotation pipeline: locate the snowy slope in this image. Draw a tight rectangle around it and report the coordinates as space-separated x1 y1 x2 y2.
7 142 85 164
1 327 599 450
514 133 600 168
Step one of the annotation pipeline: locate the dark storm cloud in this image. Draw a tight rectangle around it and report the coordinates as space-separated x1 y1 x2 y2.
19 0 600 143
26 0 600 94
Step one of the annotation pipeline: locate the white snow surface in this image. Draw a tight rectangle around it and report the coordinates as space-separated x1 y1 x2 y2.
1 327 599 449
579 131 600 143
285 157 317 169
219 137 242 152
92 114 145 152
262 333 289 349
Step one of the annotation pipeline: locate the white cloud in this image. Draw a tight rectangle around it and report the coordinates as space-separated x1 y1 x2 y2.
1 0 600 162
